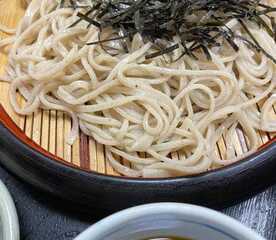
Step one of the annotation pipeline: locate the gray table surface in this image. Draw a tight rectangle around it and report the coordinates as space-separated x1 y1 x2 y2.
0 165 275 240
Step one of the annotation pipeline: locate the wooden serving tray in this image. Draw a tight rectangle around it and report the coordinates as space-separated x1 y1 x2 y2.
0 0 276 214
1 0 276 176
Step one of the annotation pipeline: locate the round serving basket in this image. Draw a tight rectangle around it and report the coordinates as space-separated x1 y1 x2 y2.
0 0 276 215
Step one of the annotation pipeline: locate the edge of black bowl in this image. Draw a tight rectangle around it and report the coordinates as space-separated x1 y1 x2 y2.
0 120 276 215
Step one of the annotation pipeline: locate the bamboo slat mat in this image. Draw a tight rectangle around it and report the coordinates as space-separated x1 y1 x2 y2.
0 0 275 177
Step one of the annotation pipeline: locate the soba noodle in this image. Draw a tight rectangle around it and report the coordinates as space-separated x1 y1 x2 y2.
0 0 276 177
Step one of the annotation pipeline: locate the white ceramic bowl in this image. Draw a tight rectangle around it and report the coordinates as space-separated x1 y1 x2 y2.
74 203 265 240
0 180 20 240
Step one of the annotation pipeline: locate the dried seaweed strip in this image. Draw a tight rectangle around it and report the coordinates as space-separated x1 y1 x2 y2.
63 0 276 61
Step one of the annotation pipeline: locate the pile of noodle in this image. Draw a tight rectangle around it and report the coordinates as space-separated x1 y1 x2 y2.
0 0 276 177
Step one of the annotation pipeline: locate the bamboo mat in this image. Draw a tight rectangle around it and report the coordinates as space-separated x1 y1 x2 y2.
0 0 275 177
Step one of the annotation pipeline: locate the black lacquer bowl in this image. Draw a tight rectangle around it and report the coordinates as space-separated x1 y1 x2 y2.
0 104 276 215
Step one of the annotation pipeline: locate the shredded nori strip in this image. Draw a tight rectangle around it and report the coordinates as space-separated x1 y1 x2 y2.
62 0 276 61
145 43 179 59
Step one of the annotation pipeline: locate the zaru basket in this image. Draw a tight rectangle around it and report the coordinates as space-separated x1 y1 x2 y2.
0 0 276 215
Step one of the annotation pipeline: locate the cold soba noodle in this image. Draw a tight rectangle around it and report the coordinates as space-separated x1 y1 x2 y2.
0 0 276 177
